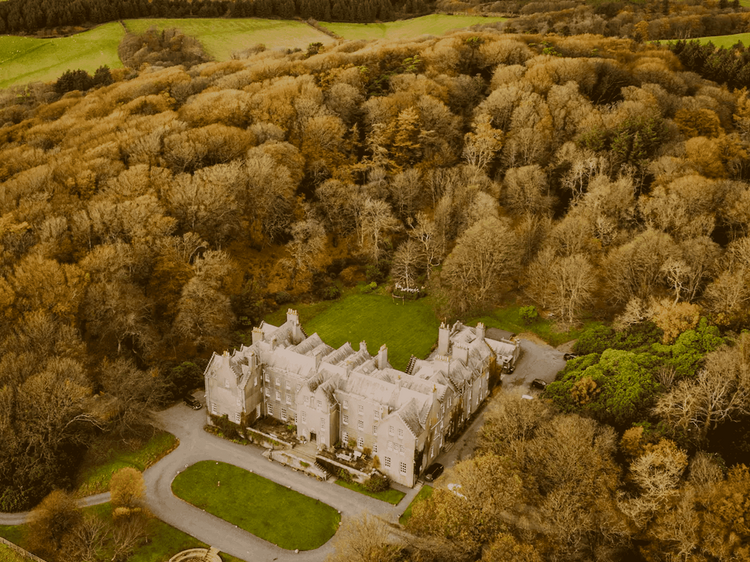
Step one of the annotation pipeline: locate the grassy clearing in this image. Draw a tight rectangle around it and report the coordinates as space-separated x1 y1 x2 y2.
334 479 406 505
266 291 440 371
0 22 124 89
399 484 433 525
0 525 24 547
0 543 29 562
464 303 602 347
124 18 332 59
695 32 750 48
172 460 340 550
74 430 178 498
320 14 506 41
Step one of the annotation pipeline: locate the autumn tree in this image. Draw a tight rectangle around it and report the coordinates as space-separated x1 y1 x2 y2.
25 490 82 562
326 513 402 562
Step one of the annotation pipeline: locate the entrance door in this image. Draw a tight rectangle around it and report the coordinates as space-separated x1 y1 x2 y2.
309 431 316 442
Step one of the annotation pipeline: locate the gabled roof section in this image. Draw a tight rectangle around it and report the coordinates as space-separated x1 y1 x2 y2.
290 333 326 355
339 372 398 404
323 342 355 365
397 399 425 437
263 346 314 377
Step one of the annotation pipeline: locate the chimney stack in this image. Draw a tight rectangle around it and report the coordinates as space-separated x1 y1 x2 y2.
438 322 450 355
252 326 264 345
454 344 469 365
360 340 368 353
377 344 388 369
476 322 485 343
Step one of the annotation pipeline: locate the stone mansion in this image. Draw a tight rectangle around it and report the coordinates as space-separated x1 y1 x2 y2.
203 310 520 487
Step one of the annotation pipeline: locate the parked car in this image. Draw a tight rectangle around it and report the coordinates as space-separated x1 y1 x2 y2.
531 379 547 390
563 353 578 360
183 395 202 410
424 463 444 482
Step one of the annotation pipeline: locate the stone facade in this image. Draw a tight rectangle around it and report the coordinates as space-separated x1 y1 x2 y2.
203 310 520 487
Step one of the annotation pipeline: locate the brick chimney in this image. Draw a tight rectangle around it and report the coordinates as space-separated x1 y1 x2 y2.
360 340 368 353
377 344 388 368
438 322 450 355
476 322 485 343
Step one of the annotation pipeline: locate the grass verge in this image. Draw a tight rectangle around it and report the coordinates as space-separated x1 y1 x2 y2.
319 14 506 41
172 460 340 550
0 22 124 89
123 18 332 59
399 484 433 525
266 291 440 371
334 479 406 505
74 430 178 498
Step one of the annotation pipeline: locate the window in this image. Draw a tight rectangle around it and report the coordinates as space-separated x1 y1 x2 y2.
276 390 281 401
286 394 292 405
267 403 273 415
265 373 270 382
276 378 280 387
384 456 391 468
374 410 380 421
358 404 364 415
281 408 287 421
399 444 404 455
254 377 258 387
211 402 217 415
389 426 394 436
358 436 364 448
448 396 452 408
317 400 322 409
398 428 404 439
236 395 242 408
431 446 434 457
286 384 291 392
265 388 270 397
302 411 307 423
373 444 378 454
224 379 229 389
343 415 349 425
373 425 378 435
342 432 349 444
357 420 364 430
320 417 325 429
388 441 393 451
310 397 315 407
235 412 241 424
343 400 349 410
400 462 407 475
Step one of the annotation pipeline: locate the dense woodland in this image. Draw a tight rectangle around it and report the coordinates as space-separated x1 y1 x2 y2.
1 21 750 562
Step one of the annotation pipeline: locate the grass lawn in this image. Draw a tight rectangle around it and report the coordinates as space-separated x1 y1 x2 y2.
399 484 433 525
0 525 24 547
74 430 178 498
124 18 333 60
265 291 440 371
334 479 406 505
465 303 603 347
0 543 29 562
0 22 124 89
695 32 750 48
172 460 340 550
320 14 506 41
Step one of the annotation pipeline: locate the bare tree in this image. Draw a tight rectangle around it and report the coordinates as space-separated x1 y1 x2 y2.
355 197 401 263
282 218 326 287
326 514 402 562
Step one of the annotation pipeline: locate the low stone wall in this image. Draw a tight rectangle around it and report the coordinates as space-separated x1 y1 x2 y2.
245 427 292 449
168 547 222 562
269 450 328 480
316 456 370 484
0 537 47 562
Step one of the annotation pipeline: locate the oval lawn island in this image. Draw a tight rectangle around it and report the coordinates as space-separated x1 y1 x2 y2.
171 461 340 550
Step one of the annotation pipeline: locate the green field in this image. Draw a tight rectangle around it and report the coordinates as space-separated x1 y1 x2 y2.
0 22 124 89
265 292 440 371
124 18 332 59
172 461 340 550
335 479 406 504
74 430 178 498
321 14 505 41
696 32 750 48
0 542 29 562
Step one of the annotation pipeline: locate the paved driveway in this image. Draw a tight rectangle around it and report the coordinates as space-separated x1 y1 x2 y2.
146 392 423 561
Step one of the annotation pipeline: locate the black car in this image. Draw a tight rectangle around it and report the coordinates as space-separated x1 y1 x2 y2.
183 395 202 410
424 463 444 482
531 379 547 390
563 353 578 361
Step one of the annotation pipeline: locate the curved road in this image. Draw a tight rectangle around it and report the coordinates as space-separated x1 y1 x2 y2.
1 337 566 561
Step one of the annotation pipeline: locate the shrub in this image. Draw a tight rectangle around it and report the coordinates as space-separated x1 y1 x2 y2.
324 284 341 300
211 414 240 440
338 469 354 483
340 266 363 287
275 291 293 304
300 461 310 468
519 305 538 324
364 473 390 492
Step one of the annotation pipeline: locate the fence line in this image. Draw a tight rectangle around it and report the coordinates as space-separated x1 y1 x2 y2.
0 536 48 562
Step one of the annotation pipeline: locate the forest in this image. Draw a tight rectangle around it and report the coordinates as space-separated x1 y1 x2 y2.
1 21 750 561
